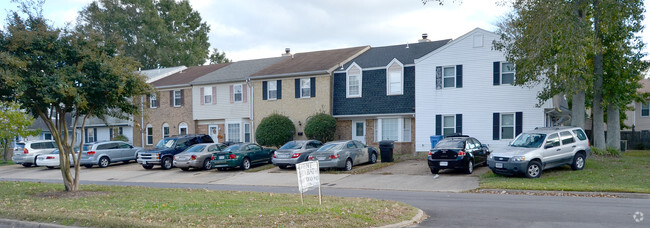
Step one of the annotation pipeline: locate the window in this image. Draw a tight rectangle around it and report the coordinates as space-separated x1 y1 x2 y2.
173 90 182 107
443 115 455 136
244 123 251 143
573 129 587 141
150 94 157 108
443 66 455 88
162 123 170 138
381 118 399 141
203 87 212 104
642 102 649 117
545 133 560 148
85 128 96 143
233 84 243 102
227 123 241 142
375 118 411 142
268 81 277 100
300 78 311 98
146 125 153 145
109 127 123 140
501 113 515 139
355 122 364 137
501 62 515 85
560 131 575 145
387 60 403 95
43 133 52 140
346 64 362 98
179 122 188 135
403 118 411 142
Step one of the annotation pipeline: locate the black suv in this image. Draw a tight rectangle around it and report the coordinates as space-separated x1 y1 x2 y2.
137 134 213 170
427 135 490 174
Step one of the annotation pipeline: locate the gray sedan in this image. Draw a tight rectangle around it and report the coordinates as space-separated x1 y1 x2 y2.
173 143 225 171
272 140 323 169
307 140 378 171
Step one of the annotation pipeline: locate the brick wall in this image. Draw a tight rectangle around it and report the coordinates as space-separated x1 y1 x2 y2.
140 87 194 147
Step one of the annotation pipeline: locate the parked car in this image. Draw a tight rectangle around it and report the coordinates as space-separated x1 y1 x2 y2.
35 148 79 169
173 143 225 171
427 135 490 174
307 140 378 171
137 134 214 170
80 141 142 168
210 143 275 170
12 140 57 167
487 126 591 178
272 140 323 169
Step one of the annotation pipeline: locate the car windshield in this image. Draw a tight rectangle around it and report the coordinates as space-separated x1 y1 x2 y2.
280 141 304 149
184 145 206 153
434 140 464 149
14 143 25 150
223 145 241 153
316 143 342 152
510 133 546 148
155 138 177 149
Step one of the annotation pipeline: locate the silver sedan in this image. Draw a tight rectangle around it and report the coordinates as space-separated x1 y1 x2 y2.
173 143 225 171
307 140 378 171
272 140 323 169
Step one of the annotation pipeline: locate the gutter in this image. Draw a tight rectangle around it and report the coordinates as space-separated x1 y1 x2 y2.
248 70 329 80
155 84 191 90
333 113 415 118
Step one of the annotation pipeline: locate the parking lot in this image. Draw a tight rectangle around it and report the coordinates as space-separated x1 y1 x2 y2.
0 160 485 192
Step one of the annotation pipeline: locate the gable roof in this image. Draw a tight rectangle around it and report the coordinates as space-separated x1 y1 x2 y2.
250 46 370 79
337 39 451 70
415 27 496 64
191 57 287 85
151 63 231 88
139 66 187 83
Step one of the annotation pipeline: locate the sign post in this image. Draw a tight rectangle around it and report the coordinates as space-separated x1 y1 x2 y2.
296 161 321 205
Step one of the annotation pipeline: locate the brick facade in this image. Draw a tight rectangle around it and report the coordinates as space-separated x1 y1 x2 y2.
138 87 194 147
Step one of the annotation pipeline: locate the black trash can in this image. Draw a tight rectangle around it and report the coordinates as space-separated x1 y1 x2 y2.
378 140 395 162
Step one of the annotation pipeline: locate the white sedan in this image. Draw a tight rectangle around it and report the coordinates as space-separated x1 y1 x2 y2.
35 149 77 169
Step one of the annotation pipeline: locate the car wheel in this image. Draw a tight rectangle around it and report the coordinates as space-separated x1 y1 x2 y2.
278 165 288 169
202 159 212 170
123 160 130 164
571 153 585 170
142 164 154 169
22 163 32 167
464 160 474 174
369 152 377 164
343 158 353 171
180 167 190 171
430 168 439 174
46 166 55 169
84 164 93 168
525 160 542 178
240 157 251 170
98 157 110 168
161 157 173 170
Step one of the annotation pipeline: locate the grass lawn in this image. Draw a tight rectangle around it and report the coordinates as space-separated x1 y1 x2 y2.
0 161 15 166
0 181 418 227
480 150 650 193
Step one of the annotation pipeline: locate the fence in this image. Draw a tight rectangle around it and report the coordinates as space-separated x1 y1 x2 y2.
586 130 650 150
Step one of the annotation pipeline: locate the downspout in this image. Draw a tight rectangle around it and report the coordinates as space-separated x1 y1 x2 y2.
246 78 254 143
141 95 145 147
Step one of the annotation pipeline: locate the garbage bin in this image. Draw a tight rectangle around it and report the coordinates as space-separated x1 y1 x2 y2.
378 140 394 162
430 135 443 149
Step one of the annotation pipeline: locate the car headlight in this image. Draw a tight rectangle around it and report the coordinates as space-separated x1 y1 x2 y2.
487 153 493 160
511 156 526 162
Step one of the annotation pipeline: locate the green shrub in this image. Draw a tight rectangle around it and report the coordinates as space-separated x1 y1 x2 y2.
591 146 622 157
112 135 129 142
255 114 295 148
304 113 337 143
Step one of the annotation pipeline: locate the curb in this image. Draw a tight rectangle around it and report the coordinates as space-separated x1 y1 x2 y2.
0 218 81 228
378 208 427 228
474 189 650 199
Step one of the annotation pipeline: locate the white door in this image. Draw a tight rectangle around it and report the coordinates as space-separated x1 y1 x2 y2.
352 121 365 144
208 125 219 143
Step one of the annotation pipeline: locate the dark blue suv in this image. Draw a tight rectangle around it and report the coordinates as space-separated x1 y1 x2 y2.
137 134 213 170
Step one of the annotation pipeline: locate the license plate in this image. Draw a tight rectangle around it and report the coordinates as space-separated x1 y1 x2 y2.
496 163 503 168
317 156 326 160
219 156 224 159
142 161 147 165
439 161 448 166
278 155 289 159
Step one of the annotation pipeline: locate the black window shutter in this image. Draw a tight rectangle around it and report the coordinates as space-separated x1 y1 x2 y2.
84 128 88 143
435 115 442 135
295 78 300 98
516 112 523 136
456 114 462 134
262 81 268 100
277 80 282 99
456 65 463 88
146 95 150 106
169 91 173 107
435 66 442 89
93 128 97 142
493 62 500 85
156 92 160 107
180 89 184 106
493 113 500 140
310 77 316 97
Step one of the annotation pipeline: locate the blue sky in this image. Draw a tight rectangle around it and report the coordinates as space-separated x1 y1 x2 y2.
1 0 649 64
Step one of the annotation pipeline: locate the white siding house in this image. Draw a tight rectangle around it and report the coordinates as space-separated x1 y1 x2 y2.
414 28 552 151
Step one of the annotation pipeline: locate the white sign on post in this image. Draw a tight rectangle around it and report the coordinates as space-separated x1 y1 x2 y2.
296 161 321 205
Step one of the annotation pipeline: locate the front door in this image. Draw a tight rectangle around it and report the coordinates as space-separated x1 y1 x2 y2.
352 121 365 144
209 125 219 143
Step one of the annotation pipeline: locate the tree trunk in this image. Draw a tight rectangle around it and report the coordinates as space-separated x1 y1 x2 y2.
606 104 621 150
571 91 586 128
591 0 606 150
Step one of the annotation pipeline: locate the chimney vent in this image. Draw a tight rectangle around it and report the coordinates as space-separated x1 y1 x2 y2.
418 33 431 43
282 48 291 56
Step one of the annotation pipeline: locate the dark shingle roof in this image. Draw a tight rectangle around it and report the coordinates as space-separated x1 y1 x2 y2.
151 63 231 87
340 39 451 70
250 46 369 78
191 57 287 85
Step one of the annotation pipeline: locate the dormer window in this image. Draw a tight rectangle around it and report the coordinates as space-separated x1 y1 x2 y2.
346 63 362 98
387 59 403 95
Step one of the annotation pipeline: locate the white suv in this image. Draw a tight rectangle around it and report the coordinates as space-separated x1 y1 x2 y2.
487 127 591 178
12 140 58 167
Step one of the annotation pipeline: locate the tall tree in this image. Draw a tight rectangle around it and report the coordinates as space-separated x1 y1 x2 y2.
208 48 231 64
77 0 211 69
0 101 40 162
0 0 152 191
